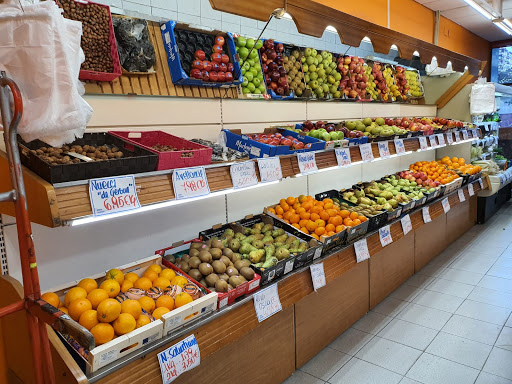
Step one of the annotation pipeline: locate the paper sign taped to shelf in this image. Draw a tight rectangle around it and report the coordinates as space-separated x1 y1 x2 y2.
359 143 374 162
462 130 469 140
479 178 484 189
394 139 406 155
284 259 294 275
401 214 412 236
297 152 318 175
89 175 140 217
230 161 258 189
437 134 446 146
418 136 428 150
446 132 453 145
173 166 210 200
472 129 479 138
458 189 465 202
468 183 475 196
157 334 200 384
422 207 431 223
253 284 282 322
335 147 351 167
310 263 326 291
257 157 283 183
442 197 450 213
354 238 370 263
454 131 461 142
429 135 437 148
378 141 391 159
379 225 393 247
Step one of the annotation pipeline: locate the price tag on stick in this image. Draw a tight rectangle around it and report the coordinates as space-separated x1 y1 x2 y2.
437 134 446 146
253 284 282 322
378 141 391 159
157 334 200 384
230 161 258 189
354 238 370 263
446 132 453 144
335 147 351 167
359 143 374 162
310 263 326 291
173 167 210 200
394 139 406 155
418 136 428 150
458 189 465 202
379 225 393 247
422 207 432 223
468 183 475 196
257 157 283 183
89 175 140 217
479 178 484 189
401 214 412 236
442 197 450 213
297 152 318 175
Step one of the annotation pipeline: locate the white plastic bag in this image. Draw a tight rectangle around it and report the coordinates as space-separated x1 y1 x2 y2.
470 82 496 115
0 0 93 146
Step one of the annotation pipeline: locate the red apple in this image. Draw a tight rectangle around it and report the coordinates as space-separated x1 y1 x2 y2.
215 35 225 46
190 68 202 79
208 71 218 82
225 72 233 81
203 61 212 72
219 63 227 72
201 71 209 81
212 45 223 54
192 59 203 70
221 54 229 64
211 53 222 63
212 62 220 72
217 71 226 82
263 39 274 50
227 63 234 72
276 43 284 53
195 50 206 60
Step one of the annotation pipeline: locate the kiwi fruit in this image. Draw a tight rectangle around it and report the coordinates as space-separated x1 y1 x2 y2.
181 254 190 263
210 248 222 260
188 269 202 281
231 253 241 263
239 275 247 283
164 255 176 264
199 279 207 287
189 256 201 269
179 260 190 273
205 274 219 287
210 239 224 249
226 266 239 277
234 259 251 271
189 249 200 258
215 279 228 293
199 250 213 263
218 273 229 281
198 262 213 276
190 242 203 250
240 267 255 280
212 260 226 274
229 276 242 287
222 248 233 259
220 256 231 267
227 284 234 291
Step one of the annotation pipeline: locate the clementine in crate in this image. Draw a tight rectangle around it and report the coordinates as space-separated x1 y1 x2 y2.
113 313 136 336
68 298 92 321
100 280 121 298
105 268 124 284
77 278 98 294
152 277 171 290
159 268 176 281
133 277 152 291
87 289 109 310
146 264 162 275
97 299 122 323
170 276 188 289
175 292 193 308
143 270 159 282
79 309 98 331
58 307 68 315
120 280 134 293
156 295 175 311
138 296 155 314
41 292 60 308
124 272 139 283
90 323 115 346
121 299 142 320
152 307 170 320
64 287 87 307
136 314 151 329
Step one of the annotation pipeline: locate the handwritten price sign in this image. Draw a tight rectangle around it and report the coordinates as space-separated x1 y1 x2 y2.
437 134 446 146
335 147 351 167
458 189 465 202
253 284 282 322
418 136 428 150
257 157 283 183
157 335 200 384
378 141 391 159
401 214 412 236
446 132 453 144
422 207 432 223
468 183 475 196
230 161 258 189
429 135 437 148
297 152 318 175
359 143 374 162
394 139 406 155
310 263 326 291
172 167 210 200
454 131 461 142
89 175 140 217
379 225 393 247
442 197 450 213
472 129 479 139
354 238 370 263
462 130 469 140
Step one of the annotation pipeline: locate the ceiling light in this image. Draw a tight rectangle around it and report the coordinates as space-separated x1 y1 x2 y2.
495 21 512 35
464 0 494 20
504 19 512 29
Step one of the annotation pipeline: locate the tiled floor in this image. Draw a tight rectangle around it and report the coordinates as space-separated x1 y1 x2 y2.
283 201 512 384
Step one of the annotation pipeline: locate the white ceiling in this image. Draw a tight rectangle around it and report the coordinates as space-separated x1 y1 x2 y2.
415 0 512 41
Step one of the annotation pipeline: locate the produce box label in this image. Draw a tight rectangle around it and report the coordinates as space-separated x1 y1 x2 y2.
442 197 450 213
418 136 428 150
257 157 283 183
379 225 393 247
454 131 461 142
462 130 469 140
297 152 318 175
89 175 140 217
378 141 391 159
173 166 210 199
253 284 282 322
230 161 258 189
437 134 446 146
422 207 431 223
394 139 406 155
335 147 351 167
310 263 326 292
401 214 412 236
157 334 200 384
458 189 465 202
429 135 437 148
468 183 475 196
284 259 294 275
359 143 374 162
446 132 453 144
354 238 370 263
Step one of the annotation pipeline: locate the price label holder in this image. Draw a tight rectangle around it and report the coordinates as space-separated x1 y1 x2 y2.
297 152 318 175
422 206 432 223
458 189 465 202
230 161 258 189
446 132 453 145
472 129 479 138
394 139 406 155
378 141 391 159
454 131 461 142
418 136 428 150
379 225 393 247
335 147 352 167
462 130 469 140
359 143 374 162
257 157 283 183
89 175 140 217
429 135 437 148
437 134 446 146
173 167 210 200
157 334 200 384
442 197 450 213
401 214 412 236
310 263 326 292
468 183 475 196
479 178 484 189
253 284 282 322
354 238 370 263
284 259 294 275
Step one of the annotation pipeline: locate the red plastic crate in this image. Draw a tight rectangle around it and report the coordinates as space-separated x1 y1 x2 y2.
109 131 213 170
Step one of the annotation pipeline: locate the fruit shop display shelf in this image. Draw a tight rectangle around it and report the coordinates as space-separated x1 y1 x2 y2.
0 134 477 228
82 178 486 383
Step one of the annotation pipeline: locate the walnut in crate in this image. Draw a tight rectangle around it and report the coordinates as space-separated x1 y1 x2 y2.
151 144 194 157
31 144 124 165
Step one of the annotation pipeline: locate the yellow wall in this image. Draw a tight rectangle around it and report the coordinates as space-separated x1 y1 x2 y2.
313 0 388 28
390 0 435 43
439 16 490 62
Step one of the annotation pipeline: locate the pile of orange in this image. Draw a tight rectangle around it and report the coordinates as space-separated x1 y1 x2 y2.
41 264 194 347
438 156 482 175
409 161 460 185
267 195 367 240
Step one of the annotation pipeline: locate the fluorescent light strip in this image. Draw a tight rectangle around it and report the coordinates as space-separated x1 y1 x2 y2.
495 21 512 35
504 19 512 29
464 0 494 20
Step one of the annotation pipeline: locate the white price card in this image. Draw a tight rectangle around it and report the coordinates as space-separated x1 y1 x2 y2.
429 135 437 148
468 183 475 196
354 238 370 263
437 134 446 146
394 139 406 155
454 131 461 142
418 136 428 150
478 178 484 189
462 130 469 140
173 166 210 200
253 284 282 322
297 152 318 175
446 132 453 144
284 259 294 275
401 214 412 236
378 141 391 159
157 334 200 384
379 225 393 247
335 147 352 167
257 157 283 183
310 263 326 292
230 161 258 189
89 175 140 217
442 197 450 213
359 143 374 162
458 189 465 202
422 206 432 223
472 129 479 139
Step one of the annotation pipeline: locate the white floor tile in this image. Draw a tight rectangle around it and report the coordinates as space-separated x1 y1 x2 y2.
329 328 374 356
493 257 512 268
449 259 495 274
425 278 475 298
399 378 422 384
478 275 512 294
470 243 508 255
425 331 492 369
412 290 465 313
406 353 480 384
377 318 438 351
352 312 393 335
496 327 512 352
371 297 409 318
404 274 435 289
455 300 511 326
507 314 512 328
396 303 452 331
284 370 325 384
438 268 484 285
476 372 512 384
483 348 512 380
442 315 502 345
329 357 403 384
458 251 500 263
468 287 512 309
487 265 512 280
300 347 351 381
416 263 447 278
389 284 424 302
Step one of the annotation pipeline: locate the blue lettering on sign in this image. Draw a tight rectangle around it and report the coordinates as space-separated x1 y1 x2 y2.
159 337 198 362
90 179 117 191
298 153 314 162
175 169 204 181
234 140 252 153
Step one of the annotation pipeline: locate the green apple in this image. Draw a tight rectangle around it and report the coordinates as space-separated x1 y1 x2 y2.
242 76 249 86
250 68 259 77
310 72 318 81
304 47 312 57
239 47 249 59
255 39 263 49
321 132 331 141
242 87 251 94
249 49 258 59
310 129 320 138
306 56 315 65
303 64 309 72
246 38 255 49
363 117 373 126
245 72 254 82
334 72 341 81
236 36 247 47
253 77 261 87
254 88 262 94
247 82 256 93
242 62 250 72
258 84 266 93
